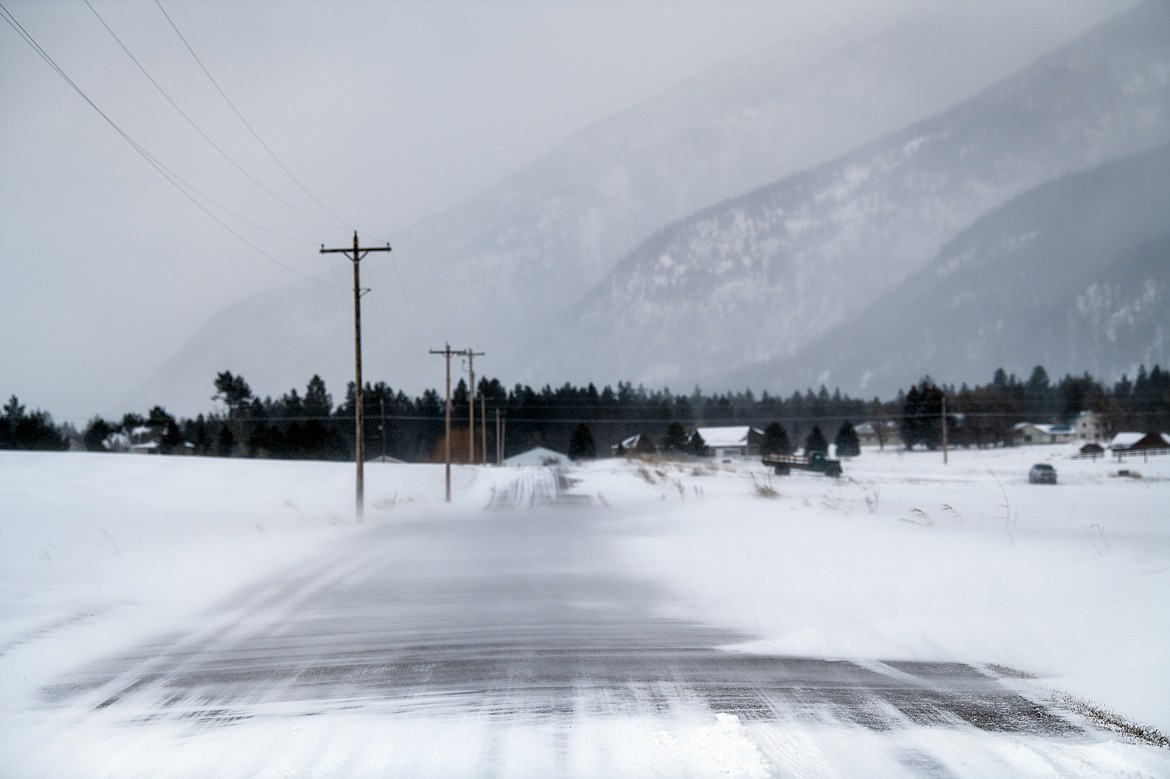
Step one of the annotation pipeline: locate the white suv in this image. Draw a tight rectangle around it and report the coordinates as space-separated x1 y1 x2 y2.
1028 463 1057 484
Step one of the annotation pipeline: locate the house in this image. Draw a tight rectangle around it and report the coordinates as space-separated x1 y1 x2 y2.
1109 432 1170 458
128 424 161 454
503 446 570 467
1072 410 1104 442
1012 422 1076 446
693 426 764 459
611 434 657 457
855 420 903 449
102 430 131 452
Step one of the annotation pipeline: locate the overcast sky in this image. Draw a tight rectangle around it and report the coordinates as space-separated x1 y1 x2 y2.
1 0 1127 425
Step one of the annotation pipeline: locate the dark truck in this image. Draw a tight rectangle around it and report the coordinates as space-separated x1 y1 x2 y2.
762 451 843 478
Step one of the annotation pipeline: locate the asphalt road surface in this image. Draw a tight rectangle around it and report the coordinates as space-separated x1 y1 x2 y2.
41 472 1148 775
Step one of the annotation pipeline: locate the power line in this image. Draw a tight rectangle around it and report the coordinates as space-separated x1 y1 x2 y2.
378 237 429 345
0 1 340 288
153 0 351 232
149 2 431 352
152 0 428 345
83 0 342 235
366 288 420 386
7 0 430 335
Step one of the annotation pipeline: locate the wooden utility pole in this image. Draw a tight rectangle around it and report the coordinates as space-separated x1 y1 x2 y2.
320 231 391 520
481 396 487 465
942 395 949 465
496 409 503 465
430 343 468 502
465 348 484 464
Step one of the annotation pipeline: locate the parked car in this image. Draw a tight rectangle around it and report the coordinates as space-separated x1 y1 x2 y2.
1028 463 1057 484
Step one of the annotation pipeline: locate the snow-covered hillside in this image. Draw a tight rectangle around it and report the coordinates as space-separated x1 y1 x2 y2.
745 142 1170 395
534 0 1170 393
134 6 1129 414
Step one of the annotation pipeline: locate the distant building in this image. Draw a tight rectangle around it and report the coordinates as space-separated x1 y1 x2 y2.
1109 432 1170 458
855 420 902 448
611 434 657 457
1078 442 1106 458
1072 410 1104 442
504 446 570 467
694 426 764 459
102 431 131 453
1012 422 1076 446
128 425 161 454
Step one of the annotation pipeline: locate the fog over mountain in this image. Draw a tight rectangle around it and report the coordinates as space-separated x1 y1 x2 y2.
531 0 1170 397
136 3 1163 414
740 142 1170 396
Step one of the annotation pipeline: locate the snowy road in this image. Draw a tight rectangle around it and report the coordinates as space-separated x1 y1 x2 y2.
51 508 1072 733
35 480 1149 776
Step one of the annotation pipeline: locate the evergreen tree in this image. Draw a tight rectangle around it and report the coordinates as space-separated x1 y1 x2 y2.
567 422 596 460
184 414 212 455
1025 365 1053 419
148 406 184 454
662 421 689 453
761 422 792 455
121 412 146 432
687 430 708 457
1 396 67 451
213 371 253 413
901 381 946 449
304 375 333 419
216 426 235 457
804 424 828 455
3 395 24 435
247 424 284 458
83 417 115 452
835 421 861 457
452 379 469 409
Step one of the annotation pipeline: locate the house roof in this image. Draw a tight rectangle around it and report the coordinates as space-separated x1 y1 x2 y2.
617 434 648 448
1110 432 1145 449
1109 432 1170 450
503 446 569 467
1013 422 1073 435
694 426 762 448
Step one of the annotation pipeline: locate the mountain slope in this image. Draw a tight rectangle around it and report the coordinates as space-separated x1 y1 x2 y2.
530 0 1170 392
741 143 1170 396
136 6 1127 413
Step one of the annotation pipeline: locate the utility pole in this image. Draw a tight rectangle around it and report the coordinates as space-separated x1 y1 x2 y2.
942 395 949 465
465 347 484 465
430 343 468 502
496 409 502 465
320 231 391 520
481 396 487 465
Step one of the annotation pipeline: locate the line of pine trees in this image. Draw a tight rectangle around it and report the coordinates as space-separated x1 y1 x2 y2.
898 365 1170 451
4 364 1168 459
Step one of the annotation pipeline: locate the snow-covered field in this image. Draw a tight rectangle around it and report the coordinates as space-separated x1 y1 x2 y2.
1 445 1167 776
